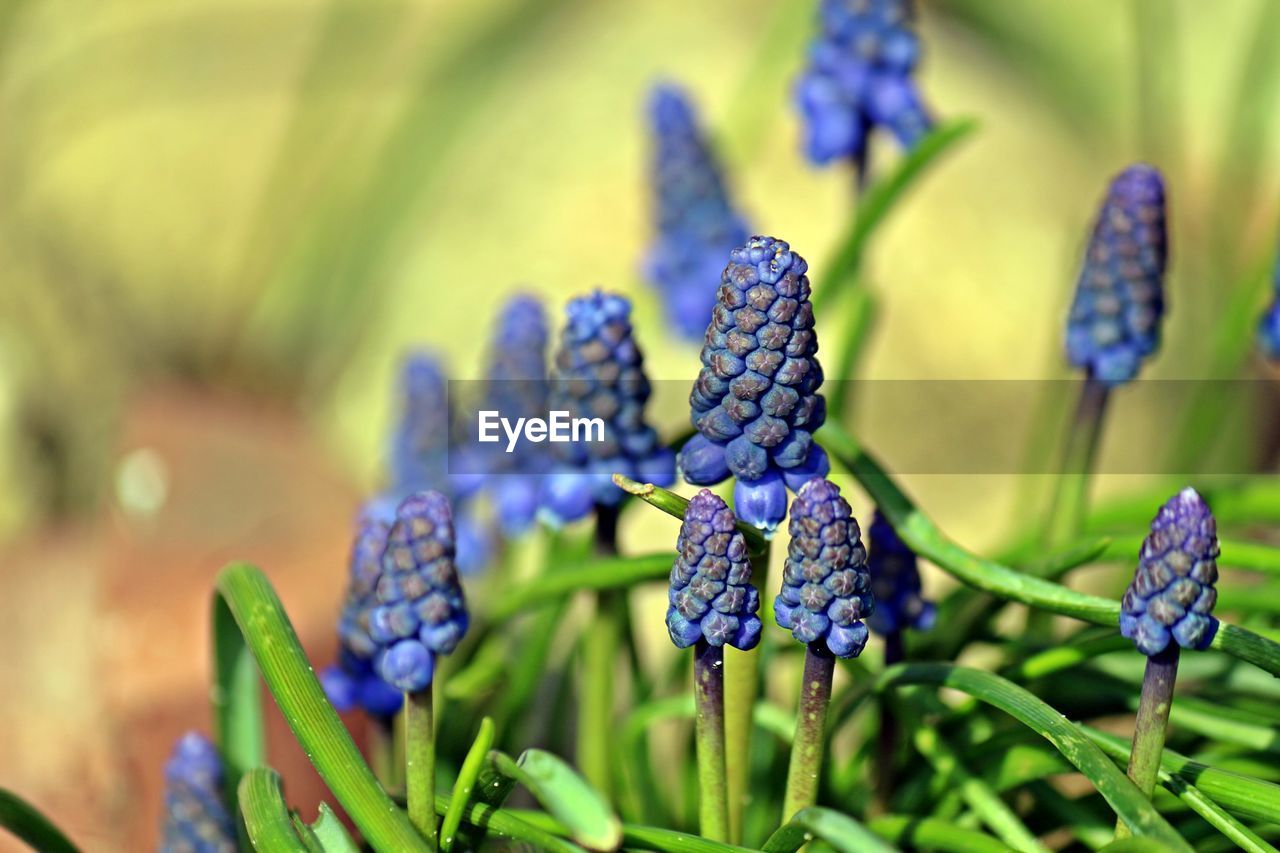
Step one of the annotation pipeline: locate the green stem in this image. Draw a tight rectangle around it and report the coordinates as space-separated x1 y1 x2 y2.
579 504 621 799
407 686 437 849
782 647 836 822
1044 377 1110 551
370 717 399 794
725 542 768 842
694 639 730 842
874 631 905 810
1117 645 1179 839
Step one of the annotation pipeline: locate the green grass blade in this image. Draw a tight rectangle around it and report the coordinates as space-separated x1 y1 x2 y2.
866 815 1012 853
214 562 428 852
491 750 622 851
507 808 755 852
0 788 79 853
488 553 672 621
819 422 1280 677
212 589 266 804
305 804 359 853
878 663 1191 850
612 474 770 554
813 118 979 312
237 768 308 852
762 807 896 853
440 717 495 852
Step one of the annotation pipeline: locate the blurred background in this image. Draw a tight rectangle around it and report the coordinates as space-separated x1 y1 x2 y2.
1 0 1278 848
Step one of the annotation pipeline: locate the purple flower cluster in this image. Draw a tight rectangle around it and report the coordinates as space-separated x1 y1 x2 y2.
796 0 932 170
543 291 675 523
1120 488 1219 656
774 479 875 658
1066 165 1168 386
666 489 763 650
159 733 236 853
644 84 751 340
866 510 935 635
680 236 828 531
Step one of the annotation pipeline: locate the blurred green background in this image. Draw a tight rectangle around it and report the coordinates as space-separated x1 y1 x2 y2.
1 0 1279 848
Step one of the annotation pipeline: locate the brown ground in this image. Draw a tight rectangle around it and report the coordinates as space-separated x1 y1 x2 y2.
0 387 372 851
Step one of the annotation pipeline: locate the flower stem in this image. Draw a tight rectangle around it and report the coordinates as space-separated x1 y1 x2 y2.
693 638 730 842
406 686 437 849
782 646 836 822
370 716 401 794
1045 376 1110 550
1117 645 1180 838
874 630 905 810
725 542 769 842
579 504 621 799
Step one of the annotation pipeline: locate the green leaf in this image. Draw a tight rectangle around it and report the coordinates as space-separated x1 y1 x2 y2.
305 804 359 853
488 553 672 621
212 587 266 803
865 814 1011 853
0 788 79 853
433 795 582 852
440 717 495 852
612 474 769 554
878 663 1192 850
762 807 896 853
812 117 979 312
238 768 308 852
214 562 429 852
819 422 1280 678
491 749 622 851
505 809 754 852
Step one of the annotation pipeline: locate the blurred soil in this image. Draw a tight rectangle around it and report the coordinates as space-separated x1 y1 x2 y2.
0 386 370 852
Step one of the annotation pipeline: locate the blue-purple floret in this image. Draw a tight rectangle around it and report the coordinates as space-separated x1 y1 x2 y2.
542 291 675 523
1120 488 1219 656
796 0 932 169
159 733 236 853
866 510 935 635
478 294 550 535
1066 165 1167 387
364 491 469 693
774 479 875 658
666 489 763 650
1256 248 1280 359
322 511 405 718
643 84 751 340
679 236 828 531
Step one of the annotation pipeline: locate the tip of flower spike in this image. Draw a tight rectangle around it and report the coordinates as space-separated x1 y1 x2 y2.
1120 487 1219 656
647 81 695 129
564 289 632 339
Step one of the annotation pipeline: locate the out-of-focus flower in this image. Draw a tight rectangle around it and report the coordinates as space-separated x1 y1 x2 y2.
1256 248 1280 359
865 510 934 635
1121 488 1219 656
643 84 751 340
679 235 828 531
159 733 236 853
796 0 932 170
365 491 470 693
774 478 874 658
1066 165 1168 387
542 291 675 524
666 489 763 650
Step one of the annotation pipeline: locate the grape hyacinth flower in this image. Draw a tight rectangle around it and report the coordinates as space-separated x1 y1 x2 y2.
644 84 751 340
476 293 550 535
680 235 828 532
775 478 874 822
1066 164 1168 387
1117 488 1218 824
866 509 935 638
796 0 933 176
666 490 763 841
1256 246 1280 359
666 489 763 651
542 290 675 525
159 733 236 853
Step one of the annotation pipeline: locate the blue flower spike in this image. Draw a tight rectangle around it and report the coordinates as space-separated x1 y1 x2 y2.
666 489 763 651
366 491 470 693
680 235 828 532
774 478 875 658
796 0 933 170
1256 245 1280 360
543 290 675 524
866 510 935 635
644 83 751 340
389 353 451 495
1121 487 1219 656
159 732 237 853
1066 164 1168 387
